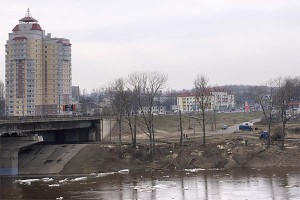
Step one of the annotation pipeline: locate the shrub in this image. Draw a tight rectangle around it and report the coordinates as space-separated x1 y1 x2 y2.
271 131 283 141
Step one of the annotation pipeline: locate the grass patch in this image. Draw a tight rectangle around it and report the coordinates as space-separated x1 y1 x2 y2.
152 112 262 132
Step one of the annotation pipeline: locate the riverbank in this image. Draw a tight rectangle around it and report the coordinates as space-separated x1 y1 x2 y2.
60 130 300 174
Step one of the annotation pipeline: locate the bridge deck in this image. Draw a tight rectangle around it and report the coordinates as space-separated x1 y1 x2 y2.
0 116 101 124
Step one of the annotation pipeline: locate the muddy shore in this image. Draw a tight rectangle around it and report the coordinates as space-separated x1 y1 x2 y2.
60 131 300 174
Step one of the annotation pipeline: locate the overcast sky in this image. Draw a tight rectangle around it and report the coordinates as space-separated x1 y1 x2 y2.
1 0 300 92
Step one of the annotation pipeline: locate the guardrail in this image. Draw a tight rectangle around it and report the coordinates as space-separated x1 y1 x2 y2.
0 115 101 124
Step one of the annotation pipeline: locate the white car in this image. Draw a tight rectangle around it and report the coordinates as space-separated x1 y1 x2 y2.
222 125 228 130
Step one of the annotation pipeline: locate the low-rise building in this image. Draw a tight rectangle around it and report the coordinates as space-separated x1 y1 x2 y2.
177 89 235 113
139 106 166 115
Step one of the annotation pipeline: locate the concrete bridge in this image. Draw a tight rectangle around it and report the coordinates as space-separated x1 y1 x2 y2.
0 116 103 142
0 135 43 175
0 116 113 175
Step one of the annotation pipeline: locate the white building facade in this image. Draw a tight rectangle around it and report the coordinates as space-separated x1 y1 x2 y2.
177 90 235 113
139 106 167 115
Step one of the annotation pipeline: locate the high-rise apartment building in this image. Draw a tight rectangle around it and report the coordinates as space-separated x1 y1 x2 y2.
5 9 72 116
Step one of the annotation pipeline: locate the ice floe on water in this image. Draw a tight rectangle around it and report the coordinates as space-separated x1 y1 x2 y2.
184 168 205 173
184 168 223 173
14 179 40 185
94 169 130 177
58 178 68 183
285 184 299 188
15 177 54 185
70 177 87 182
24 181 31 185
96 172 116 177
42 178 54 182
49 184 60 187
14 176 85 187
118 169 129 174
133 182 177 192
14 169 130 188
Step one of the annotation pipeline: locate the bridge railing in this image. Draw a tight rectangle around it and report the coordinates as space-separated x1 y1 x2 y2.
0 114 101 124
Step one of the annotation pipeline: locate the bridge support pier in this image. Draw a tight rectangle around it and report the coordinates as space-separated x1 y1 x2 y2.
93 119 102 141
0 136 43 175
0 149 18 175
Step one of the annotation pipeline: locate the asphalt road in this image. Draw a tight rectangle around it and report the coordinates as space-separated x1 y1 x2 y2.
207 118 261 136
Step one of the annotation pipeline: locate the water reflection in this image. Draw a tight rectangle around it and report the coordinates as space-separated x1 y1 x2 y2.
1 168 299 200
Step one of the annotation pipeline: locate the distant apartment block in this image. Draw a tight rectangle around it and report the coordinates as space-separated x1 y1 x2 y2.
177 89 235 113
140 106 167 115
5 9 71 116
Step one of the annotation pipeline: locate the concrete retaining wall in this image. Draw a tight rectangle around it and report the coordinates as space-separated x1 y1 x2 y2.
102 118 116 139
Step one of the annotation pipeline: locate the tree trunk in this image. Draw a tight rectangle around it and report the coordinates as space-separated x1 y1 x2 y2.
179 110 183 146
267 112 271 148
193 116 196 135
151 113 155 156
118 102 122 158
118 116 122 158
267 121 271 148
282 121 286 149
133 114 137 148
214 109 217 131
202 111 206 147
149 115 153 158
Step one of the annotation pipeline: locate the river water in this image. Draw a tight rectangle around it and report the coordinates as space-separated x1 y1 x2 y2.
1 168 299 200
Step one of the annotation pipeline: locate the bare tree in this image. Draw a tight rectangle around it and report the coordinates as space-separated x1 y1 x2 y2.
275 77 298 149
126 71 147 149
139 71 168 157
255 81 276 148
79 89 91 115
194 75 210 147
106 71 167 156
107 78 126 157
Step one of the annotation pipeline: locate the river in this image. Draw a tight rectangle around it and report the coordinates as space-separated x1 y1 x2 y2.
1 168 299 200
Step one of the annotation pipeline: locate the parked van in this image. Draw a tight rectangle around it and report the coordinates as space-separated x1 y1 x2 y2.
239 122 253 131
